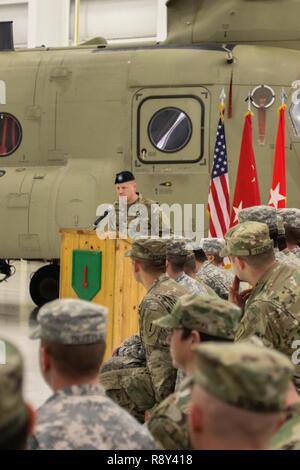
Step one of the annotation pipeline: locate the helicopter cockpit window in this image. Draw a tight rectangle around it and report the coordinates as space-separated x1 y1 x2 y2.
148 107 192 153
0 113 22 157
290 98 300 137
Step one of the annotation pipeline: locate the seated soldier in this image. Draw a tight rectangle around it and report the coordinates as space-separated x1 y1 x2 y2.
197 238 234 299
100 238 188 423
238 205 300 267
0 340 35 450
270 382 300 450
27 298 156 450
166 239 212 296
146 294 242 450
278 208 300 259
222 221 300 392
189 342 293 450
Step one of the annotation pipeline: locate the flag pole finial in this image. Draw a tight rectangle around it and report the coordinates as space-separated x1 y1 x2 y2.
281 87 287 106
245 92 253 113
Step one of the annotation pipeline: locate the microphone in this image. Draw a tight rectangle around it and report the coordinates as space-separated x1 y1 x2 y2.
93 205 113 228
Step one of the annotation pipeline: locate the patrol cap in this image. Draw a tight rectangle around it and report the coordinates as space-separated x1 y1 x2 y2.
191 342 293 412
0 340 27 436
238 205 277 230
30 298 107 345
220 221 273 257
201 238 225 255
278 208 300 230
154 293 242 339
125 238 167 261
114 171 135 185
166 239 193 258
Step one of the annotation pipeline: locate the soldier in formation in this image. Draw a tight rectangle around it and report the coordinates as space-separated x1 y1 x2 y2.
223 221 300 391
0 340 35 450
196 238 234 299
27 298 156 450
188 342 293 450
100 238 188 422
146 293 242 449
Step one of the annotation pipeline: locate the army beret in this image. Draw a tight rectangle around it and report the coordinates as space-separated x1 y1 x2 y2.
115 171 135 184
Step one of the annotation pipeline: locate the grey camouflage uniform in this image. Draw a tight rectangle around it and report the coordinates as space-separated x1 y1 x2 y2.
27 384 156 450
278 208 300 259
197 261 234 300
221 222 300 392
28 298 155 450
146 294 242 450
0 339 27 449
100 239 188 422
238 205 300 267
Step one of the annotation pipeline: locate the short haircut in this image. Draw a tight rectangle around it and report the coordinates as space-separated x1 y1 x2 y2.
43 340 106 378
166 254 186 273
235 247 275 268
136 258 166 276
184 257 197 274
208 254 223 265
0 415 29 450
285 227 300 245
193 249 207 263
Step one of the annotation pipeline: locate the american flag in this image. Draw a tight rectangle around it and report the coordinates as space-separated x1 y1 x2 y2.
208 112 230 237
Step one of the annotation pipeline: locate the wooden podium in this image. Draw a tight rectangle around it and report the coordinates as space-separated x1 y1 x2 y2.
59 230 145 359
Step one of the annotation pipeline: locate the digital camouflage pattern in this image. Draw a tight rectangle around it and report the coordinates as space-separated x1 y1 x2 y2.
166 239 192 257
27 384 156 450
30 298 107 344
237 207 300 267
197 261 234 300
234 263 300 391
154 293 242 339
291 247 300 259
100 334 146 373
238 205 278 230
278 208 300 230
148 294 242 449
220 221 273 257
175 272 211 296
192 342 293 412
201 238 225 255
270 402 300 450
0 340 27 439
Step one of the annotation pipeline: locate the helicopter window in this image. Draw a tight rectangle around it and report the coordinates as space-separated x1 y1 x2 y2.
290 99 300 137
148 107 192 153
0 113 22 157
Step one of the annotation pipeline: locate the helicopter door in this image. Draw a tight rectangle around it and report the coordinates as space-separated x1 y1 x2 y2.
132 87 207 166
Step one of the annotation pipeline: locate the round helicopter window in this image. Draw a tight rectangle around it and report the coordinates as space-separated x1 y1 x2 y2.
0 113 22 157
148 107 192 153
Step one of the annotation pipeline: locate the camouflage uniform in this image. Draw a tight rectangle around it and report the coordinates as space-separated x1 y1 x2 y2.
278 208 300 259
270 402 300 450
146 294 242 450
100 239 188 422
0 340 27 449
28 298 156 450
191 341 293 413
221 221 300 391
197 261 234 300
238 205 300 267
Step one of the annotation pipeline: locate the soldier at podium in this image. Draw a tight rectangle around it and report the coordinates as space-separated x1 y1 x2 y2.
98 171 170 237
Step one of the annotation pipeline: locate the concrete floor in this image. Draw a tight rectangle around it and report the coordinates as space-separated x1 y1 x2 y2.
0 260 51 410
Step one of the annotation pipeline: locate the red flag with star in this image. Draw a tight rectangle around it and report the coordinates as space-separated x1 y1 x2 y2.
230 112 261 226
268 105 287 209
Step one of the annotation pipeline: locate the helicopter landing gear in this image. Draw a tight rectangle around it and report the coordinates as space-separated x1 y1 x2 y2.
29 264 60 307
